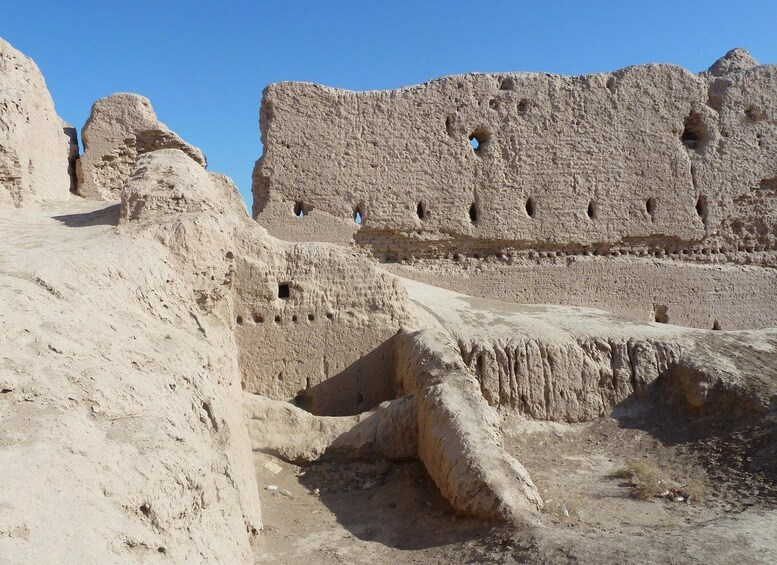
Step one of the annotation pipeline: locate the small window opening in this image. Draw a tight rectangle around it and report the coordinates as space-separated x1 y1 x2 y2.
681 111 707 151
695 195 708 222
417 202 427 220
278 283 290 299
525 197 535 218
468 128 490 153
253 313 263 323
353 207 363 225
291 315 298 323
274 315 281 324
308 313 315 322
469 202 479 224
645 197 656 219
587 200 596 219
293 201 306 218
236 315 243 325
712 320 722 330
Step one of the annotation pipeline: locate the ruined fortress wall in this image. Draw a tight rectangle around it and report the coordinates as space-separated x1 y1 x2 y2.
233 232 417 416
253 55 777 330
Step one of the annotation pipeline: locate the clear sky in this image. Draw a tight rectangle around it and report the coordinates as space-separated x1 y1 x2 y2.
1 1 775 206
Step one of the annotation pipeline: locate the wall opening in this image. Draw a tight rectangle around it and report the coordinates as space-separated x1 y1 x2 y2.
278 283 290 299
653 304 669 324
236 315 243 325
712 320 722 330
353 207 363 225
681 111 707 151
417 201 427 220
293 201 307 218
468 128 490 153
525 197 536 218
645 196 656 220
695 195 708 222
587 200 596 219
469 202 479 224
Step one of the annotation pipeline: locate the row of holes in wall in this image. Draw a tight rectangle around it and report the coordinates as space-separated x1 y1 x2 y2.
236 312 334 325
465 110 712 155
236 283 333 325
294 195 709 224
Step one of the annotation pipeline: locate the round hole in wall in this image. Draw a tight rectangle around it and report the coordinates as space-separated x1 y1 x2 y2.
308 314 315 322
292 315 298 323
274 315 281 324
236 315 243 325
468 128 490 153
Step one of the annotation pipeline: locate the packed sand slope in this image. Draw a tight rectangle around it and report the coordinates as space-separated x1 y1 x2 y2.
0 194 261 561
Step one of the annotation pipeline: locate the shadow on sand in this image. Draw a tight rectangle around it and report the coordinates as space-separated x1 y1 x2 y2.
52 203 120 227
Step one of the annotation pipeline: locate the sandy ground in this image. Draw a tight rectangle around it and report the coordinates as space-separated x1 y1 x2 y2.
253 399 777 564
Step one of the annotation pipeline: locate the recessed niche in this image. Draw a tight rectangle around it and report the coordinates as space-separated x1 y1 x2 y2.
353 207 363 225
499 77 514 91
587 200 596 219
469 202 479 224
695 195 708 222
253 313 264 323
468 128 490 153
417 202 427 220
645 197 656 220
712 320 722 330
525 197 536 218
308 314 315 322
653 305 669 324
278 283 290 299
681 111 707 151
293 201 307 218
236 315 243 325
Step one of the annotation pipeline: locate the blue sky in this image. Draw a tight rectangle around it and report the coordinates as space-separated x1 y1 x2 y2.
2 1 775 206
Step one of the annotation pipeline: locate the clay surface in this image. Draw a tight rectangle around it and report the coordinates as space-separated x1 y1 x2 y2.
0 38 71 206
254 51 777 330
77 93 206 200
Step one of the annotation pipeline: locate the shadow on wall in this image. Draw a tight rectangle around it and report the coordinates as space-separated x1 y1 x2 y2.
295 335 399 417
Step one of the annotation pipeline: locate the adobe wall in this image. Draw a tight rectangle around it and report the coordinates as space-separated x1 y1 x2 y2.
233 230 418 416
252 50 777 330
